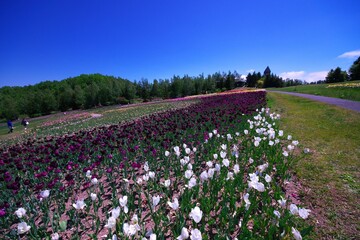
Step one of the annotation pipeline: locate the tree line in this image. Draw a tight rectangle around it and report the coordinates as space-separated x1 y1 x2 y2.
0 71 243 120
2 56 358 120
324 56 360 83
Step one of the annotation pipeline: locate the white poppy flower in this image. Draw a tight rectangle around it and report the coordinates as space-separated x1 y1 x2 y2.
206 161 213 167
86 170 92 179
220 151 227 159
144 162 149 172
15 208 26 218
162 179 171 188
148 171 155 179
17 222 31 234
40 190 50 199
282 151 289 157
258 162 268 172
226 172 234 180
200 171 208 182
105 216 116 229
188 177 197 188
143 174 149 182
73 200 86 210
189 206 203 223
298 208 311 219
174 146 180 153
190 229 202 240
51 233 60 240
91 178 98 185
278 130 283 136
265 174 272 183
292 227 302 240
167 198 179 210
90 193 97 201
222 158 230 167
215 163 221 172
185 170 193 179
187 163 193 170
234 164 240 174
119 196 129 213
207 168 215 178
110 206 121 219
177 227 189 240
273 210 281 218
278 197 286 208
152 195 161 208
290 204 299 215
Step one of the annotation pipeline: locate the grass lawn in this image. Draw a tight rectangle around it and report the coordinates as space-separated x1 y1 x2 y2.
268 80 360 102
267 92 360 239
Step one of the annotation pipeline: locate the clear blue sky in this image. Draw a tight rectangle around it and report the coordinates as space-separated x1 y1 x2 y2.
0 0 359 87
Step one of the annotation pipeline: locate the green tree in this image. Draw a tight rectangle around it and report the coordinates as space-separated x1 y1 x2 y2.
170 76 182 98
73 85 85 109
59 84 74 111
40 89 57 115
349 57 360 81
0 95 19 120
326 67 348 83
85 82 99 108
124 82 136 103
158 79 170 99
151 79 160 98
225 71 235 90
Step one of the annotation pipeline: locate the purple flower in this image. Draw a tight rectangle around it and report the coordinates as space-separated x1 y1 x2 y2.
0 208 6 217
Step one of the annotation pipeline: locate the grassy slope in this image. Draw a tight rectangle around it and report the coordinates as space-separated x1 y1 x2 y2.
267 92 360 239
268 80 360 102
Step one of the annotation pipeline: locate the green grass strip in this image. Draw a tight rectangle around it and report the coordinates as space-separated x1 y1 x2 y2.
268 80 360 102
267 92 360 239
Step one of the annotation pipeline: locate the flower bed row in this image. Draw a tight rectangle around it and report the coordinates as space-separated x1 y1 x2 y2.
0 90 310 239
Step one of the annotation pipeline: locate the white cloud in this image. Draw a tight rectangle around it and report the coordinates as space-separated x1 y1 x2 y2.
240 74 247 80
280 71 305 79
305 71 328 82
280 71 327 83
246 69 255 73
338 50 360 58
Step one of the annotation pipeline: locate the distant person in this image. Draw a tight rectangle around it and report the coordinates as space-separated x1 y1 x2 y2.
7 120 13 133
21 118 29 130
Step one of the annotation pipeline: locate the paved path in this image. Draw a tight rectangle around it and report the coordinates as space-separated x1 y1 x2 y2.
268 91 360 113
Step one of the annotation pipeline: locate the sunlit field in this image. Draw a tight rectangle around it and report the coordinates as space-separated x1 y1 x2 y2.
0 90 311 240
269 80 360 101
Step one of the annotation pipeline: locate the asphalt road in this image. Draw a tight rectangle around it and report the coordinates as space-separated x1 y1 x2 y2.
268 91 360 113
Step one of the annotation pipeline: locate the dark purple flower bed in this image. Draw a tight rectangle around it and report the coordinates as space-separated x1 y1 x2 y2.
0 91 266 231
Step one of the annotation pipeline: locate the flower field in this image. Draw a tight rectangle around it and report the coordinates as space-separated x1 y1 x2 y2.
0 90 311 239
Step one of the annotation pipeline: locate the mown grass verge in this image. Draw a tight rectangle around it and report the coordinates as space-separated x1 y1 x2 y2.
268 80 360 102
267 92 360 239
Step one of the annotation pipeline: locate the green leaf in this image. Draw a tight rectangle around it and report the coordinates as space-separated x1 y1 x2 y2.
59 220 67 232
